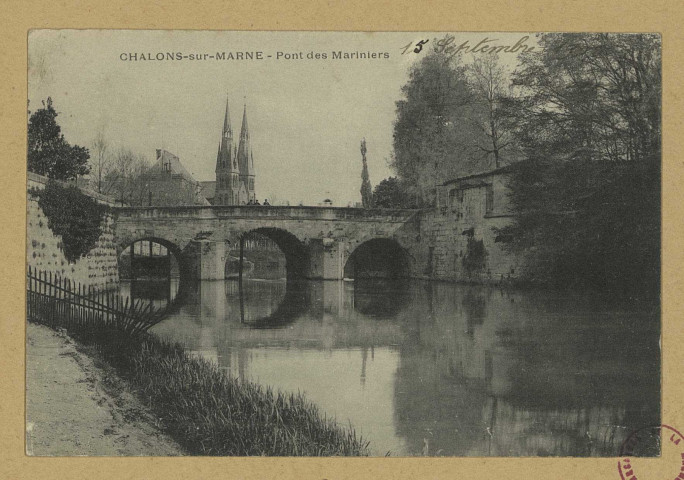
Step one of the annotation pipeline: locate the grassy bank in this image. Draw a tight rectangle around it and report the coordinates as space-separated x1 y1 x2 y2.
29 319 370 456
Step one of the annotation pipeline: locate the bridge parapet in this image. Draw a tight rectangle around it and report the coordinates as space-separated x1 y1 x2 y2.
114 205 422 223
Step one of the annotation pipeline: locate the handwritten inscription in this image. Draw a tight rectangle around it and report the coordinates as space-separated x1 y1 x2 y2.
401 39 429 55
402 34 535 58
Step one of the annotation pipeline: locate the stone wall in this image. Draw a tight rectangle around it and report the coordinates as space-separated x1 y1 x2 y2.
416 169 522 283
27 172 120 290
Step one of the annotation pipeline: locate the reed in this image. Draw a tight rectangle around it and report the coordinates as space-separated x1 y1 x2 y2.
74 328 370 456
26 268 371 456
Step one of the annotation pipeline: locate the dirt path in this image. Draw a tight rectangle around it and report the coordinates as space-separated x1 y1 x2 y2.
26 323 183 456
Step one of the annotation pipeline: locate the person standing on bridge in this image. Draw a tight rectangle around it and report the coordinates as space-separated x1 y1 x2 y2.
263 199 270 206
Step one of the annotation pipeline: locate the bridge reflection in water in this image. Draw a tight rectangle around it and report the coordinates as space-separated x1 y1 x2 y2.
118 279 660 457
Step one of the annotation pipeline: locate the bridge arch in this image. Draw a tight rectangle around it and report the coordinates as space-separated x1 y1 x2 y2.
344 237 411 279
117 236 189 281
237 227 309 279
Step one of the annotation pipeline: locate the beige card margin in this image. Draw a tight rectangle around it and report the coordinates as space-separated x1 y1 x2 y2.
1 1 682 479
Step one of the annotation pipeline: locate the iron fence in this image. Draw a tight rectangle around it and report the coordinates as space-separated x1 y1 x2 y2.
26 266 167 337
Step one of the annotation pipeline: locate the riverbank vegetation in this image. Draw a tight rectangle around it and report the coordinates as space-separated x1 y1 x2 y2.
380 33 661 296
499 34 661 296
28 294 370 456
99 331 369 455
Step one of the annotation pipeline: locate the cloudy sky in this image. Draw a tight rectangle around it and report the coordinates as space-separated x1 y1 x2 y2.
28 30 535 206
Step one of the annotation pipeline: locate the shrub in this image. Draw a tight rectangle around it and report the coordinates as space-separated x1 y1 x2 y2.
32 180 108 263
462 237 487 275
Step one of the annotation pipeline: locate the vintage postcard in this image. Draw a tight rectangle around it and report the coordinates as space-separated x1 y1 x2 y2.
25 30 662 463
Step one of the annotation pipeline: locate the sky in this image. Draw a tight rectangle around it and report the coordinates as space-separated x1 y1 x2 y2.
28 31 536 206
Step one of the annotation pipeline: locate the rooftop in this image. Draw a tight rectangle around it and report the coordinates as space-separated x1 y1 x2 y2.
441 164 515 186
149 149 198 185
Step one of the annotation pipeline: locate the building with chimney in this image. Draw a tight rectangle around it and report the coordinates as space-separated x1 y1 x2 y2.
202 96 256 205
144 149 206 206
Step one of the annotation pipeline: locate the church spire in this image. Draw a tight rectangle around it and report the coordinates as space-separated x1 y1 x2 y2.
240 103 249 138
216 95 237 174
222 94 232 138
237 102 255 202
237 103 251 176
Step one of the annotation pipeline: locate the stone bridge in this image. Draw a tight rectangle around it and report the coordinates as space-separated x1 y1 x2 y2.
113 205 423 280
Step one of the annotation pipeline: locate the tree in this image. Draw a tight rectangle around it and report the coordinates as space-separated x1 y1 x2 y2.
360 139 373 208
89 127 113 194
500 33 661 295
103 148 150 205
392 51 487 206
512 33 660 165
373 177 417 209
129 153 152 205
466 54 518 169
28 98 90 180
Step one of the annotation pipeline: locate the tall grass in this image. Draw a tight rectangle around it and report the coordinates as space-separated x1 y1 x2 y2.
32 319 371 456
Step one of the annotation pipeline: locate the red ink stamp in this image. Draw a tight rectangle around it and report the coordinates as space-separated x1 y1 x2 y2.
618 425 684 480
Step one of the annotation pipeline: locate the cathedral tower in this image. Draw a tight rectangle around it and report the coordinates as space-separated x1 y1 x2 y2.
214 96 240 205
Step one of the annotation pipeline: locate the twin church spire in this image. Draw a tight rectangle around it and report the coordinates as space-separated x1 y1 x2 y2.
214 95 255 205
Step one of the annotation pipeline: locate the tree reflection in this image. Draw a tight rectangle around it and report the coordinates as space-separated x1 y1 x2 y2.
391 285 660 456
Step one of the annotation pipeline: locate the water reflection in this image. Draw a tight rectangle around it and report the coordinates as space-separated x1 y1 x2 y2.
123 278 180 310
121 278 660 457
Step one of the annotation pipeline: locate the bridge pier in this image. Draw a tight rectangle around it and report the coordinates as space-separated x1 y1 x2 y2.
190 240 226 280
306 238 346 280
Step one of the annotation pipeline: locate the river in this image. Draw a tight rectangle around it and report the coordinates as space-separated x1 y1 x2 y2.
119 278 660 457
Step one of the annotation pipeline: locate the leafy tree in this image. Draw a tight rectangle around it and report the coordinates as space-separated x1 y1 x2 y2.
28 98 90 180
500 33 661 295
372 177 417 209
392 51 486 206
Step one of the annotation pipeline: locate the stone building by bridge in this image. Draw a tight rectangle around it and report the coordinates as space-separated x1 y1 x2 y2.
427 165 519 282
145 149 207 206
